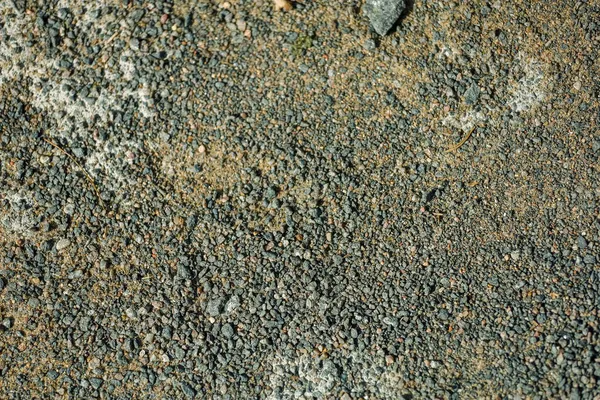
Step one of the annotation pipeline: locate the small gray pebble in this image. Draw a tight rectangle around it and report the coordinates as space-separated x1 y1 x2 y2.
55 238 71 251
89 378 103 390
177 264 192 280
221 323 235 338
180 382 196 398
438 310 449 320
206 298 223 317
510 251 520 261
2 318 13 329
46 370 59 380
464 84 480 105
225 295 240 313
363 39 377 51
583 254 596 264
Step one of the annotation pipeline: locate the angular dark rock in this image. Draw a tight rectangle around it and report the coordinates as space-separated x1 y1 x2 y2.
365 0 406 35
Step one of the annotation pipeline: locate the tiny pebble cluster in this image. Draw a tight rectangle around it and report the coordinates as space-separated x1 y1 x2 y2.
1 0 600 399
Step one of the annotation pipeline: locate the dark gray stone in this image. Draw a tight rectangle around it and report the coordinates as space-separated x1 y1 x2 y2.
89 378 103 390
464 84 480 105
180 382 196 398
364 0 406 36
221 323 235 338
206 298 224 317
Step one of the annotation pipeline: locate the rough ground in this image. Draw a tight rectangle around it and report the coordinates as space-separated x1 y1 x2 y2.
1 0 600 398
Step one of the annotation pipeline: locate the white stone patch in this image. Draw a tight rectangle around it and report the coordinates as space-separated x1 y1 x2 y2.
442 110 486 133
104 68 119 81
123 85 156 119
160 152 177 178
119 51 137 81
436 44 460 61
442 58 546 134
0 191 36 239
30 78 155 137
508 58 545 113
266 351 405 399
85 140 142 191
72 2 119 33
1 1 155 141
30 78 119 129
0 5 38 87
267 353 339 399
349 352 405 399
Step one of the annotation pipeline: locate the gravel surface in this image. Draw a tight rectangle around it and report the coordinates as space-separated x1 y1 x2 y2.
1 0 600 399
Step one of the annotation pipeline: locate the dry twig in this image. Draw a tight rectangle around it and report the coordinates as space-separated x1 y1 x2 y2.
446 126 476 153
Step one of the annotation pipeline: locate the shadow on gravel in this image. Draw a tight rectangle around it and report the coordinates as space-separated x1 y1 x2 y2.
389 0 415 34
11 0 27 12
